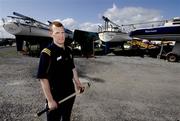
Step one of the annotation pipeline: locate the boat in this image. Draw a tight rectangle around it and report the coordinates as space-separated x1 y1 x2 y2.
3 14 50 37
3 12 73 53
98 16 131 42
129 17 180 62
129 17 180 41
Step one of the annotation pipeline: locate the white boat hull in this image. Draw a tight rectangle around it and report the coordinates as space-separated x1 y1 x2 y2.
98 31 131 42
3 22 50 37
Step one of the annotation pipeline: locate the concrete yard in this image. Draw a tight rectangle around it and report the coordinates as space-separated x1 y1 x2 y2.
0 47 180 121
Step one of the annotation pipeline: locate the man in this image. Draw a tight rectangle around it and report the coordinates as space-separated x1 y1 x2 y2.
37 21 84 121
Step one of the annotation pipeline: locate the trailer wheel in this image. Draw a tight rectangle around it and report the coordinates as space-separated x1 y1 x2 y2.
167 53 178 62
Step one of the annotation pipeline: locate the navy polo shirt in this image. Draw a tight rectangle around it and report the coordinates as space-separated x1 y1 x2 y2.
37 43 75 100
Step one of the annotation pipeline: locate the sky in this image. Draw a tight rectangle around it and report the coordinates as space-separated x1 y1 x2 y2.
0 0 180 38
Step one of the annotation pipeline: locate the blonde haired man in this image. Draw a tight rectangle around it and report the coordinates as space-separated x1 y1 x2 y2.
37 21 83 121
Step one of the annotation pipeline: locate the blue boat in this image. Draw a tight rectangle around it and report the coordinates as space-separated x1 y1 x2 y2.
130 17 180 41
129 17 180 62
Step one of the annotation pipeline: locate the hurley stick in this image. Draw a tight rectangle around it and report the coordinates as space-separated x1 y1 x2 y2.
35 82 90 117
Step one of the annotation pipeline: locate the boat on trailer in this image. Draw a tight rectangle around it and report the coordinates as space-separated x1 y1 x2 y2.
129 17 180 41
98 16 131 43
3 12 73 54
130 17 180 62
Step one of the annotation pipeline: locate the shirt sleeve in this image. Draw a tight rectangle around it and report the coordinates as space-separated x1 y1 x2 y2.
37 50 51 79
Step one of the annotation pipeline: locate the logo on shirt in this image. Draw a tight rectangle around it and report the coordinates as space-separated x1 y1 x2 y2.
57 56 62 61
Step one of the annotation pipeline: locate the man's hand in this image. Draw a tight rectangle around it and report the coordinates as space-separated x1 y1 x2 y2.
76 82 85 93
79 85 85 93
48 99 58 111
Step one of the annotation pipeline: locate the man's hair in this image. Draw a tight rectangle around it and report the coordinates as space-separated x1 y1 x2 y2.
49 21 64 31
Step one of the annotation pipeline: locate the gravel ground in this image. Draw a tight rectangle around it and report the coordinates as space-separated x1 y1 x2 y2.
0 47 180 121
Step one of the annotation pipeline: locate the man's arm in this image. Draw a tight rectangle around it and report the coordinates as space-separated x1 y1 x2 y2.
40 79 57 110
72 68 84 92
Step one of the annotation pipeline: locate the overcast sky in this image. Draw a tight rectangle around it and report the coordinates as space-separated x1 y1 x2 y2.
0 0 180 37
